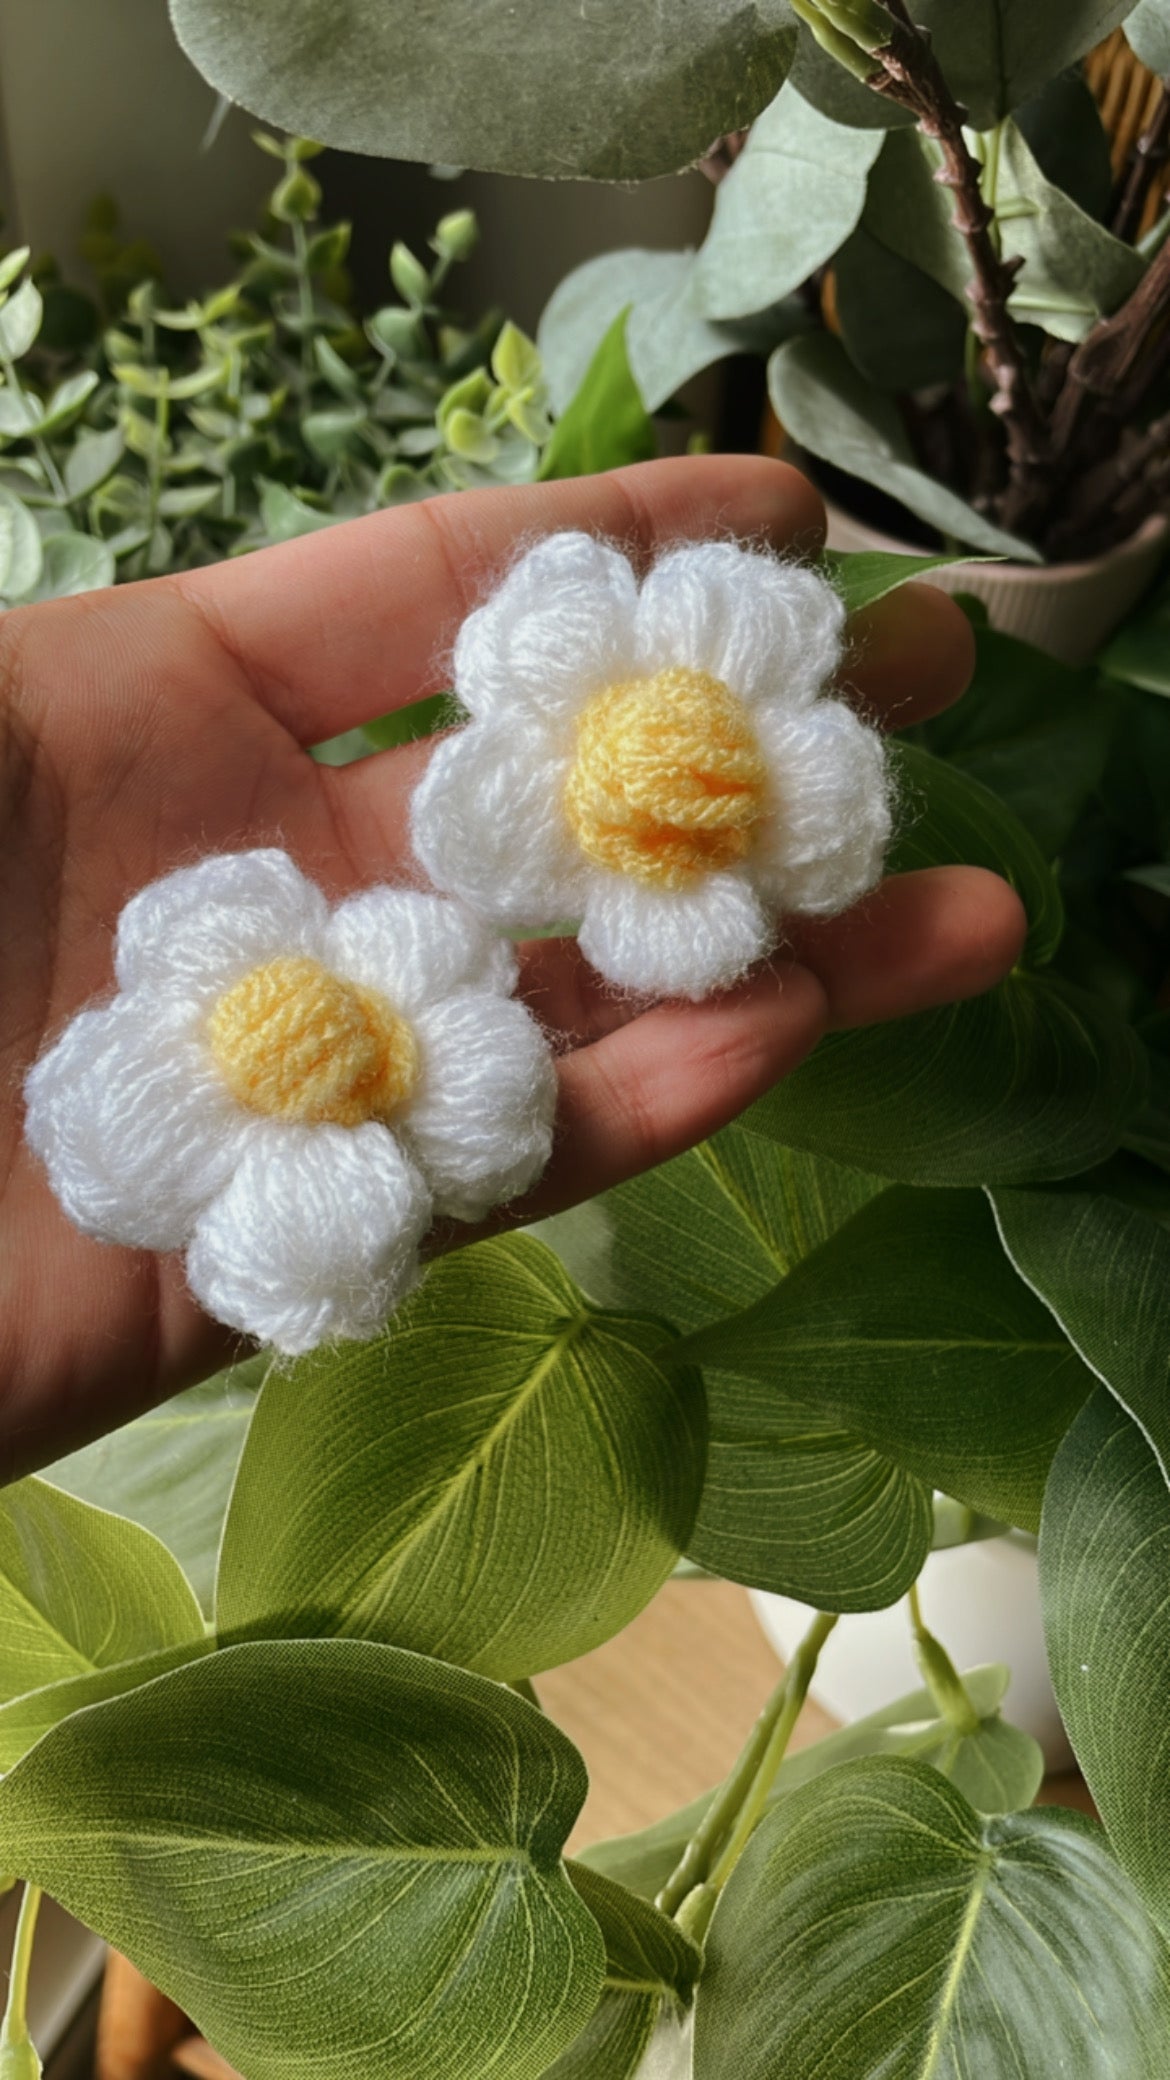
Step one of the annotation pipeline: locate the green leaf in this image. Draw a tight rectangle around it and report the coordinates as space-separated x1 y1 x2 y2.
745 968 1146 1187
1127 0 1170 72
0 1479 203 1702
922 624 1116 858
693 80 881 320
1017 70 1114 222
833 225 969 391
156 482 221 519
822 547 984 616
538 312 655 481
47 1357 265 1617
0 1640 212 1772
0 486 42 599
582 1666 1031 1900
217 1235 706 1680
0 281 43 359
694 1756 1170 2079
0 1638 604 2080
538 249 799 415
257 476 335 541
1041 1388 1170 1938
168 0 798 180
36 370 100 437
677 1186 1093 1532
892 741 1065 963
768 332 1041 560
64 428 124 501
543 1866 699 2080
1100 573 1170 696
0 248 30 295
866 121 1144 345
23 532 115 600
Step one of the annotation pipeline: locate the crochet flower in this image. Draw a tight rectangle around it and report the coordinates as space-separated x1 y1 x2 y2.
24 851 555 1354
411 534 892 999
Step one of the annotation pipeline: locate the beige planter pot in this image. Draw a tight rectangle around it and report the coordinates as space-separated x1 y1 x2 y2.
825 499 1169 667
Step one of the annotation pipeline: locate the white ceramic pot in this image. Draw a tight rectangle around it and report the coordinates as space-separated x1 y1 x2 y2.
751 1535 1074 1773
825 498 1168 668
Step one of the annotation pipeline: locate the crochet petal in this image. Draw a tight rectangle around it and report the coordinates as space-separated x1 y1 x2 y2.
634 544 845 710
185 1122 432 1354
326 888 517 1019
578 870 773 1001
754 696 892 917
115 849 330 1004
24 994 250 1250
411 718 586 931
401 990 557 1222
454 531 639 721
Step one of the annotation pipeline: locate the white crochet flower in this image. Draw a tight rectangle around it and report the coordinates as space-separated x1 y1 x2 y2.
412 534 892 1000
24 851 555 1355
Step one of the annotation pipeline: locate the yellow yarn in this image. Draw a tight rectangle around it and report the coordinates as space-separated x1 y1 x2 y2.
207 956 418 1127
564 667 767 889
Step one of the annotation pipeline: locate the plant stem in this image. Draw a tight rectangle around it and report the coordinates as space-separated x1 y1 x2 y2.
290 218 315 383
908 1584 980 1735
1113 79 1170 247
0 349 69 506
1 1884 41 2049
656 1609 838 1926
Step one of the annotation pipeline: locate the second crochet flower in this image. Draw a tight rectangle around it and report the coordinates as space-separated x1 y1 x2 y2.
24 851 556 1354
411 534 892 999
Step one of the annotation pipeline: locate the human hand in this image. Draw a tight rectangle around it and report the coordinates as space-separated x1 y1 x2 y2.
0 456 1024 1472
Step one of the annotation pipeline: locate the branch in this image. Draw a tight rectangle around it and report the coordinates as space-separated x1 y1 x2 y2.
1113 80 1170 247
1044 408 1170 556
1049 231 1170 455
698 129 749 186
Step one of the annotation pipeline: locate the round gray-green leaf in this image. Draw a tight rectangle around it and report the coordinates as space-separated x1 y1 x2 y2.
695 1756 1170 2078
168 0 797 180
0 486 42 601
217 1234 706 1680
23 532 115 601
0 1638 604 2080
1126 0 1170 73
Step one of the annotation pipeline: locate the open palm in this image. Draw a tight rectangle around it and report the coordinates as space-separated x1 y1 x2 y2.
0 456 1024 1474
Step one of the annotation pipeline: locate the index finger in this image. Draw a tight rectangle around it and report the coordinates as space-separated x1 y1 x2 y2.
173 455 827 745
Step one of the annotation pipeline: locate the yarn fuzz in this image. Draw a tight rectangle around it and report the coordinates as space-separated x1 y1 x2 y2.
24 851 557 1354
411 534 892 999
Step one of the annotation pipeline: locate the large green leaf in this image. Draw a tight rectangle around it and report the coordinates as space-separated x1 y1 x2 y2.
865 122 1143 344
544 1866 699 2080
0 1639 603 2080
768 332 1040 559
694 1756 1170 2078
0 1479 203 1702
1127 0 1170 72
0 1640 212 1771
921 625 1116 858
168 0 796 180
582 1666 1038 1902
1041 1390 1170 1936
792 1 1139 131
889 740 1064 964
48 1356 265 1616
833 227 968 392
539 311 656 481
538 249 795 416
678 1187 1093 1531
217 1235 706 1680
693 80 881 320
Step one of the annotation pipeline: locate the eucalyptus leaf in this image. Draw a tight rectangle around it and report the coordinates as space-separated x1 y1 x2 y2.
538 249 796 416
36 371 101 437
0 1638 605 2080
0 486 43 600
1016 71 1114 222
1126 0 1170 72
678 1187 1093 1531
833 226 968 391
768 333 1040 559
539 311 656 481
24 532 116 600
0 281 43 360
47 1357 266 1617
695 1757 1170 2078
693 81 881 320
0 1479 203 1702
582 1665 1026 1901
257 476 335 541
544 1866 699 2080
62 428 123 502
217 1235 706 1680
169 0 798 180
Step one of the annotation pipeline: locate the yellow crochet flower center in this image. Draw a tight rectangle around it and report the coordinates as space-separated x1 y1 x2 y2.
564 666 768 890
207 956 418 1127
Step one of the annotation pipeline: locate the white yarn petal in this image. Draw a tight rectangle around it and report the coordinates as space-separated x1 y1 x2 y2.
115 849 329 1004
754 696 893 917
633 544 846 710
411 718 586 930
186 1123 432 1355
401 990 557 1222
454 531 638 721
326 888 517 1018
23 994 250 1251
578 871 773 1001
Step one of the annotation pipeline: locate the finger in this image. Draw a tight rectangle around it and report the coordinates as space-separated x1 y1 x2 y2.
512 961 828 1216
841 581 977 730
784 866 1028 1030
175 454 826 744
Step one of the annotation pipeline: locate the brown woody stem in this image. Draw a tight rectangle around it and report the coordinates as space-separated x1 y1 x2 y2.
1113 80 1170 246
